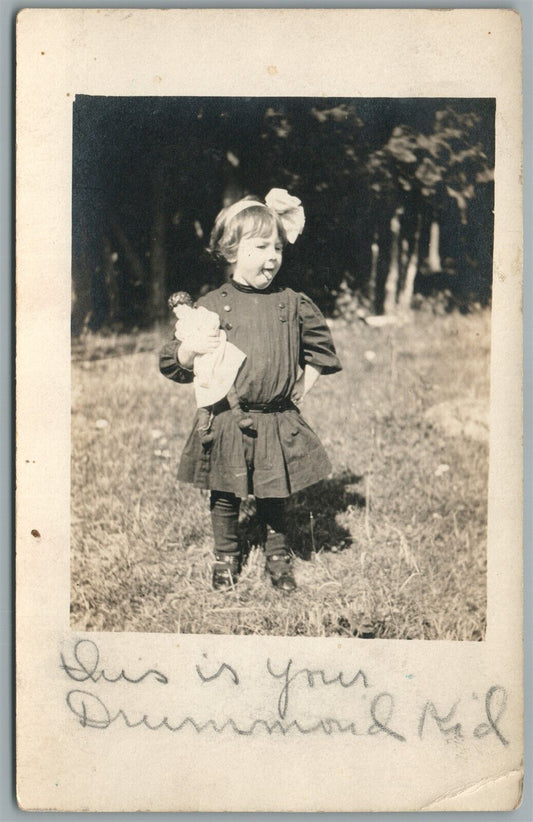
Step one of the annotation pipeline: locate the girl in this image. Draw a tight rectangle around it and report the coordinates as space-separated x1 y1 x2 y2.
159 188 342 593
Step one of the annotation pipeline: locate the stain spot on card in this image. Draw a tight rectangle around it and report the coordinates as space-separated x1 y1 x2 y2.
267 65 278 76
31 529 41 539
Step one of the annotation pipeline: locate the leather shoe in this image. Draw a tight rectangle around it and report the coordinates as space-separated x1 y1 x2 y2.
265 553 297 593
212 553 241 590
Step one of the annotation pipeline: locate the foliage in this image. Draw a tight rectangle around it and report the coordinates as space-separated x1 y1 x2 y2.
366 108 494 313
71 97 494 331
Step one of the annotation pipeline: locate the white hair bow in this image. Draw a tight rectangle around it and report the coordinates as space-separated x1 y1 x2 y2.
224 188 305 244
264 188 305 243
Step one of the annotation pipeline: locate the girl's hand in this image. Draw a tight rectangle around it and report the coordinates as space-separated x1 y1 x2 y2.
176 324 221 355
292 364 323 406
291 375 305 407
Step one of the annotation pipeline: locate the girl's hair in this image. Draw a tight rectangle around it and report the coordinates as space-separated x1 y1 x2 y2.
209 195 287 264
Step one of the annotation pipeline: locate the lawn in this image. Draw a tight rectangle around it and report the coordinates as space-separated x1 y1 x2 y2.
71 308 489 639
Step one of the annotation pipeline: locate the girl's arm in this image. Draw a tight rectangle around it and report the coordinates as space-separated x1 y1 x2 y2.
302 363 322 395
159 339 194 383
159 327 220 383
298 293 342 375
177 343 196 370
292 363 322 406
159 299 221 384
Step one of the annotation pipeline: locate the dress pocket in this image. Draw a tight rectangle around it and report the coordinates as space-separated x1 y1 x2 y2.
279 411 316 463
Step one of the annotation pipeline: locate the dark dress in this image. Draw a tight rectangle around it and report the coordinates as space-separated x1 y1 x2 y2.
159 279 342 499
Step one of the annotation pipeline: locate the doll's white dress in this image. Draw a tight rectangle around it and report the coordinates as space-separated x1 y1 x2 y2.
174 305 246 408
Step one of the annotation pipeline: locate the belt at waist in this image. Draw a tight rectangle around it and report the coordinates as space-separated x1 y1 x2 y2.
211 398 296 414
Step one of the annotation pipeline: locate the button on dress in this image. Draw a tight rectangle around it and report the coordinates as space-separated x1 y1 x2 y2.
159 279 342 499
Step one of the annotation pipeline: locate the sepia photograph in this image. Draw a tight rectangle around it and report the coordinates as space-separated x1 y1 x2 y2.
70 95 494 639
16 9 523 812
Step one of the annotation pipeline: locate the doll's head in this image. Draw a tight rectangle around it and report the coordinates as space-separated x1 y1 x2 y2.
167 290 194 320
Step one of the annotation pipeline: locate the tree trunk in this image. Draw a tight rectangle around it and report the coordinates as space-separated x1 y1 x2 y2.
428 219 441 272
374 221 392 315
150 205 167 321
397 236 409 299
71 222 93 335
398 213 422 312
383 208 402 315
102 236 120 325
112 221 146 286
367 234 379 307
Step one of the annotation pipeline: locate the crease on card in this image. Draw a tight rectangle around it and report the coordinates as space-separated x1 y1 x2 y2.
420 766 523 811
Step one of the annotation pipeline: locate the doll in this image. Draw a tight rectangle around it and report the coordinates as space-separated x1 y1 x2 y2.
168 291 254 443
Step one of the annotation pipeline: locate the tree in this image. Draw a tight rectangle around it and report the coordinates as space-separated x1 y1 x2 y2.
71 97 494 331
365 107 494 315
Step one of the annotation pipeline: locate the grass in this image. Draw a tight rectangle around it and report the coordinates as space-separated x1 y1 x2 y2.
71 308 490 639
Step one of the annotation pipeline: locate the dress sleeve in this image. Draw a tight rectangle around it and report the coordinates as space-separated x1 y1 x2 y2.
159 337 194 384
298 293 342 375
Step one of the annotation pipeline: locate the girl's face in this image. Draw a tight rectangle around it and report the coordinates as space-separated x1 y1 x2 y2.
232 227 283 290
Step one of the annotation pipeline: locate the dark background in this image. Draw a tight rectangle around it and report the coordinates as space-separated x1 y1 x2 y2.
71 96 495 333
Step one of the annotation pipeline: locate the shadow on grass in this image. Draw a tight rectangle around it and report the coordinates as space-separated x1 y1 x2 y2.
239 471 365 562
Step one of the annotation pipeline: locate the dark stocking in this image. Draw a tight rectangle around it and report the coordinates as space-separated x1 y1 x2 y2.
256 497 288 557
210 491 241 556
